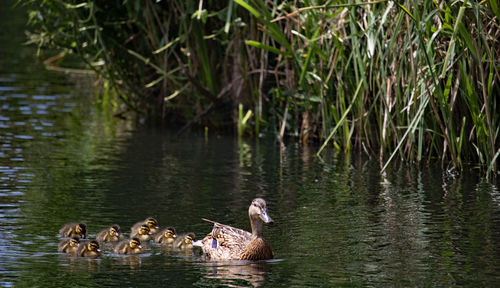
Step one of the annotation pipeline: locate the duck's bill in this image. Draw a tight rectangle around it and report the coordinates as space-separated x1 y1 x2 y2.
260 209 273 224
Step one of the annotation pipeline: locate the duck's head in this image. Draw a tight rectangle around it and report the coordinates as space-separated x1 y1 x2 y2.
164 227 177 238
69 236 80 248
138 224 152 235
145 218 159 230
88 240 101 253
183 233 195 244
129 237 143 249
109 225 121 237
249 198 273 224
76 223 87 237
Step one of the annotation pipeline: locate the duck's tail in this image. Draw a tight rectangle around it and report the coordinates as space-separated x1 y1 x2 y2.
192 240 203 247
201 218 218 224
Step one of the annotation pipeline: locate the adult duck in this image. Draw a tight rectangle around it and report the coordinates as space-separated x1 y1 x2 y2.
198 198 274 260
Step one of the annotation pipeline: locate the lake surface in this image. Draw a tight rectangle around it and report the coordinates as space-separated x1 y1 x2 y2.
1 2 500 287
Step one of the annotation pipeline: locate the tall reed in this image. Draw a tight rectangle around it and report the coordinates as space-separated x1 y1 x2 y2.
24 0 499 175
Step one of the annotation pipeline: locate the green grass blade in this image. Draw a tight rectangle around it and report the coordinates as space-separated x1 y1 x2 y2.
489 0 500 20
486 148 500 180
234 0 261 18
245 40 291 58
440 6 465 78
298 27 320 86
224 0 234 34
317 80 363 155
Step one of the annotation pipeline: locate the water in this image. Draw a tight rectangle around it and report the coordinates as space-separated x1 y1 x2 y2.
2 3 500 288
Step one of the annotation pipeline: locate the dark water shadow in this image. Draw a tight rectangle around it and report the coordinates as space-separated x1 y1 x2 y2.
195 259 281 287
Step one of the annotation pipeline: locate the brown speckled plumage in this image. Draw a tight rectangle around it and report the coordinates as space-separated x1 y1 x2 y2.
76 240 101 257
200 198 274 260
59 222 87 239
130 224 152 241
155 227 177 244
97 225 122 243
58 236 80 254
114 238 143 254
131 217 160 235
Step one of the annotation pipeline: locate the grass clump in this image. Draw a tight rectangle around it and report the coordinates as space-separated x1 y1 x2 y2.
23 0 499 176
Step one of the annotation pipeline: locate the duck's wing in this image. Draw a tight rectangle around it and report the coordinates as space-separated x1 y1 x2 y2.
113 240 127 254
59 223 76 237
130 221 143 233
96 229 106 242
201 218 252 241
200 218 252 260
57 240 69 252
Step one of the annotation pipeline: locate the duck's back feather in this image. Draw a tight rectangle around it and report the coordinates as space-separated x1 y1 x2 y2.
201 218 272 260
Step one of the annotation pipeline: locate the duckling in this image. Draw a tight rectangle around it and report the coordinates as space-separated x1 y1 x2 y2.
154 227 177 244
59 222 87 239
97 224 122 243
174 233 196 250
130 224 152 241
114 238 143 255
199 198 274 260
76 240 101 258
131 217 160 235
58 236 80 254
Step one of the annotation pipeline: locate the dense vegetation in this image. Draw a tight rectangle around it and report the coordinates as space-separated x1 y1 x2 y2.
24 0 499 176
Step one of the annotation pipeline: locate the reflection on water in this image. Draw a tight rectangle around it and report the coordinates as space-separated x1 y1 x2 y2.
2 1 500 287
199 261 272 287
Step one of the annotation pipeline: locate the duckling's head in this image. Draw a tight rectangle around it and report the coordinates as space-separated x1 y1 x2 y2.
184 233 196 244
109 225 121 237
76 223 87 237
88 240 101 252
164 227 176 238
129 238 143 249
145 217 159 230
69 236 80 248
138 224 152 235
249 198 273 224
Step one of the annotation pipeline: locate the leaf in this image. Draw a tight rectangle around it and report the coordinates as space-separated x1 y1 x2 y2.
153 37 180 54
317 80 363 155
440 6 465 79
234 0 261 18
245 40 292 58
489 0 500 21
396 2 416 22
